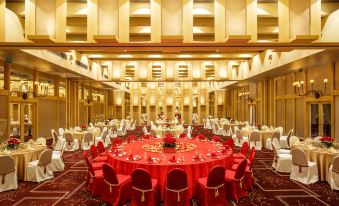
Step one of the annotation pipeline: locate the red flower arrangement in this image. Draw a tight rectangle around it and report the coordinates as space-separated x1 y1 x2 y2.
127 135 135 143
7 138 20 150
112 137 122 145
320 136 335 148
179 133 187 139
165 123 171 128
212 135 221 142
196 133 205 140
257 124 262 130
80 123 87 131
144 134 155 140
163 133 177 148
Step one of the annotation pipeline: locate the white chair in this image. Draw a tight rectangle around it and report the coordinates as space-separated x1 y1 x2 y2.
249 131 262 150
0 156 17 192
272 143 292 173
265 131 281 150
223 125 233 136
272 138 290 154
277 127 284 136
213 123 224 135
279 129 293 149
117 123 126 137
36 137 47 145
64 133 79 151
95 129 108 146
290 148 319 184
82 133 94 150
58 128 65 137
186 125 193 138
51 142 65 172
328 156 339 190
51 130 65 151
142 126 150 135
26 149 54 182
233 130 248 147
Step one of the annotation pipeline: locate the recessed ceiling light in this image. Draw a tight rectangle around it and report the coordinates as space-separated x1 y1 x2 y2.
149 54 162 58
208 54 222 58
119 54 132 58
239 54 252 58
88 54 103 58
179 54 192 58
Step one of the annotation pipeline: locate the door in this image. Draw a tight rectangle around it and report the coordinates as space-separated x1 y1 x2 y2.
309 102 331 138
249 104 256 125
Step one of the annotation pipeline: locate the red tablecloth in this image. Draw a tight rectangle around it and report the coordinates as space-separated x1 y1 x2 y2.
107 139 233 200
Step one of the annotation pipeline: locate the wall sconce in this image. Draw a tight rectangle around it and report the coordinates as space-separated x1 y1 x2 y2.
238 90 252 102
293 79 328 99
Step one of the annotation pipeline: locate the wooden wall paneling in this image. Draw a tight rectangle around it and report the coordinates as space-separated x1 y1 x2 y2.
295 98 305 137
38 99 57 138
335 62 339 90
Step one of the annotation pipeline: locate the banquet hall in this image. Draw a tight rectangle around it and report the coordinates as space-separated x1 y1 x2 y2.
0 0 339 205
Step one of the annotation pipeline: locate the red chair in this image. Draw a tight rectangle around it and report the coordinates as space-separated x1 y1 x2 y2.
223 138 235 151
90 144 107 163
84 151 105 170
101 163 132 206
165 169 189 206
131 168 159 206
84 151 104 196
97 141 106 155
225 159 248 202
195 166 227 206
233 142 249 161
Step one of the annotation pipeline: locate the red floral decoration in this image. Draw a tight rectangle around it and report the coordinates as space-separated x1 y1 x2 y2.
127 135 135 142
7 137 21 146
112 137 122 145
257 124 262 130
144 134 154 139
320 136 335 148
212 135 221 142
80 124 87 130
163 133 177 148
196 133 205 140
179 133 187 139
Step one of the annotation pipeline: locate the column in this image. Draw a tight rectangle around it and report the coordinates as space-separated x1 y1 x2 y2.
278 0 289 42
55 0 66 42
246 0 257 42
118 0 129 42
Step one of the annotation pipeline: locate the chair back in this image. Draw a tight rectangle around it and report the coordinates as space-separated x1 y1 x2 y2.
235 130 243 140
51 130 59 143
84 151 95 175
234 159 247 180
102 163 119 185
36 137 46 145
332 156 339 173
150 129 157 137
238 124 243 130
272 138 281 150
248 146 256 164
271 143 280 162
111 125 118 132
90 144 99 159
132 168 153 203
223 138 235 150
84 132 93 144
249 131 260 141
0 156 15 184
206 166 225 188
166 168 187 190
291 148 309 168
58 128 64 136
97 141 106 154
277 127 283 135
239 141 249 157
101 129 108 141
38 149 52 169
65 133 74 143
271 131 281 140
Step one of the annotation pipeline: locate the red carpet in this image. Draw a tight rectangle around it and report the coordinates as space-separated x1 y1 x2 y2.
1 126 338 206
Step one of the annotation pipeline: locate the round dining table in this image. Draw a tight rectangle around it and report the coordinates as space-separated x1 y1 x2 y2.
292 142 339 181
0 144 46 181
107 139 233 200
154 127 184 137
242 129 274 148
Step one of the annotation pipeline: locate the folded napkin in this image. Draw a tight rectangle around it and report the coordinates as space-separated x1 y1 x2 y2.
128 153 134 159
169 155 177 163
147 155 153 162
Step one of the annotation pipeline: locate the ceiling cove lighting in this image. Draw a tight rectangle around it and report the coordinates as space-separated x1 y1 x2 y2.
208 54 222 58
119 54 133 58
149 54 162 58
88 54 103 58
179 54 192 58
239 54 252 58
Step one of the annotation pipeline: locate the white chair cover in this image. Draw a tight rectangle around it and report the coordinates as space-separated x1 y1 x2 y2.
36 137 46 145
51 130 65 151
64 133 79 151
249 131 262 150
328 156 339 190
51 142 65 172
26 149 54 182
271 143 292 173
58 128 65 137
83 132 94 150
0 156 17 192
290 148 319 184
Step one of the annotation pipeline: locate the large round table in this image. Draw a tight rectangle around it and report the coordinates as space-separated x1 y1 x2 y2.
107 139 233 200
242 129 274 148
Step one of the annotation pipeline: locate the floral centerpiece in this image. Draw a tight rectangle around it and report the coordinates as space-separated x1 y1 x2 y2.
179 132 187 139
212 135 221 142
80 123 87 131
127 135 135 143
162 133 177 153
196 133 205 141
320 136 335 148
7 137 20 150
257 124 262 130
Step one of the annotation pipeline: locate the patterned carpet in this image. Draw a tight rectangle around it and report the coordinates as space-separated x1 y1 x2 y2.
1 126 338 206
